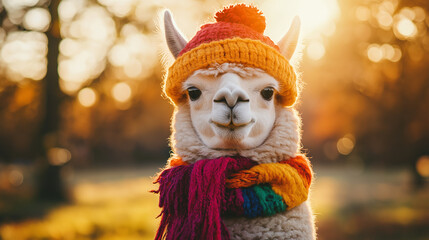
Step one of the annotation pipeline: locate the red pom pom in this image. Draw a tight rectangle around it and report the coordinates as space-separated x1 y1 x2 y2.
215 4 266 33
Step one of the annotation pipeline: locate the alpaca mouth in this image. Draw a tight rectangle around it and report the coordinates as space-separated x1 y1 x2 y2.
211 119 255 131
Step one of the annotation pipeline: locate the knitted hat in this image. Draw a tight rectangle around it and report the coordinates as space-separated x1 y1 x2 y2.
164 4 297 107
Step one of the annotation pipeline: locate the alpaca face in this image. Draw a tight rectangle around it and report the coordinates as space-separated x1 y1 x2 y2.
163 9 302 155
183 66 278 149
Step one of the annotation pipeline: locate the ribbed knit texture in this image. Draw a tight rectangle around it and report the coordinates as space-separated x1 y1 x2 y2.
178 22 278 56
153 155 312 240
165 38 297 106
163 4 298 107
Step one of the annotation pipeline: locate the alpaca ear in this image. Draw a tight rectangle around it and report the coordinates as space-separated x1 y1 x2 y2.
164 10 188 59
277 16 301 60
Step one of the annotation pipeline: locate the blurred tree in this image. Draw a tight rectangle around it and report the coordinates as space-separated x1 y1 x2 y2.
0 0 52 157
0 0 67 200
36 0 68 201
1 0 427 199
357 0 429 187
301 0 429 186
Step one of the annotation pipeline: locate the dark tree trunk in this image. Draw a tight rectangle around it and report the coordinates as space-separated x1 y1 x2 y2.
36 0 68 201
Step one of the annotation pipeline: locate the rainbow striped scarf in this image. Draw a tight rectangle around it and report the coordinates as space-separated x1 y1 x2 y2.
153 155 312 240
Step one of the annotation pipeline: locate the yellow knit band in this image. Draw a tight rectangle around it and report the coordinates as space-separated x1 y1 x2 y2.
164 38 297 107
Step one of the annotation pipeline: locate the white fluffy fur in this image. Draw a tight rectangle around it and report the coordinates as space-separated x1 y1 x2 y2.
224 201 315 240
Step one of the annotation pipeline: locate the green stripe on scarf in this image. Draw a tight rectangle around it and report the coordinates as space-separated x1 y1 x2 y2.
252 184 287 216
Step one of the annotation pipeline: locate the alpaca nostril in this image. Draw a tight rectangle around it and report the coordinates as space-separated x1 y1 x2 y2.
213 98 227 104
213 96 249 108
213 86 250 108
214 97 235 108
237 96 249 102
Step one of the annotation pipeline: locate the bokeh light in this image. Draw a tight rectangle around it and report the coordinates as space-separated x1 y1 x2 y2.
47 148 72 166
59 38 80 57
58 0 84 22
108 23 157 79
0 31 47 81
390 46 402 62
112 82 132 103
365 43 402 63
416 156 429 178
412 6 426 22
98 0 135 18
8 169 24 187
381 44 395 60
395 17 418 39
23 8 51 32
366 43 402 63
355 6 370 22
124 58 143 78
108 44 129 66
78 88 97 107
367 44 384 62
377 10 393 29
337 134 355 155
307 41 326 61
400 7 416 20
2 0 39 9
59 5 116 94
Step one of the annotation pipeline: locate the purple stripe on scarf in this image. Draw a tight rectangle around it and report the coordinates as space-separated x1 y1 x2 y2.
154 157 256 240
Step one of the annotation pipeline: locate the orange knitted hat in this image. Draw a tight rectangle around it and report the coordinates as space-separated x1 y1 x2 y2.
164 4 297 107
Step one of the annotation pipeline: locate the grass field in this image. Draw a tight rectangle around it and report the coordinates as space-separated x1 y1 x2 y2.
0 166 428 240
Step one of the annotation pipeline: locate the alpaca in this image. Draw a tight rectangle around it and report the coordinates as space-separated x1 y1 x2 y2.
155 4 316 240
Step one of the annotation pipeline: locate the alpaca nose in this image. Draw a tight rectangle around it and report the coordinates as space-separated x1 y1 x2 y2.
213 88 249 108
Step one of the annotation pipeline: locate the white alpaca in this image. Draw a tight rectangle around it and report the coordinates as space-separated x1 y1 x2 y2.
159 6 316 240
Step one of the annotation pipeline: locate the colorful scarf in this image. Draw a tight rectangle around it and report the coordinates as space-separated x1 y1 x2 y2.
153 155 312 240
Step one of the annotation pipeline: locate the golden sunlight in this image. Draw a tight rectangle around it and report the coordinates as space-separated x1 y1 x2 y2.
261 0 340 40
296 0 340 37
307 41 326 60
355 6 370 22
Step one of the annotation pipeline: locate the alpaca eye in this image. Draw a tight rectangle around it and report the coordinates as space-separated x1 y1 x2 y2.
260 87 274 101
187 87 202 101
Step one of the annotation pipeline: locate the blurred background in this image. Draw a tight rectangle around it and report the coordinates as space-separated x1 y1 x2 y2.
0 0 428 239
